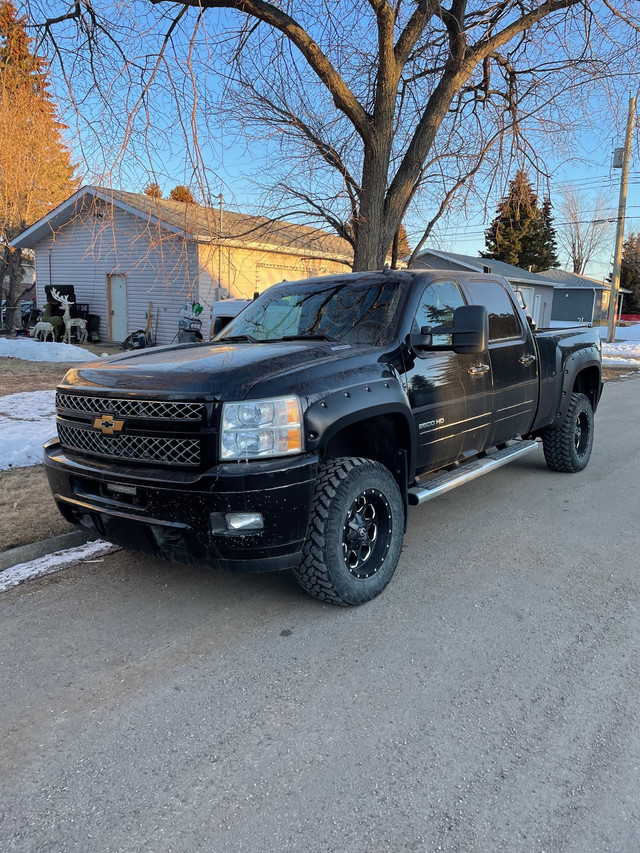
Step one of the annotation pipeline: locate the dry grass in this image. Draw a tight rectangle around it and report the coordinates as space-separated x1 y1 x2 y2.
0 465 74 552
0 342 120 396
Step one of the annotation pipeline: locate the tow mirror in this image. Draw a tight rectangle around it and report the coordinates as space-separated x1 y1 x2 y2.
450 304 488 354
410 326 433 351
410 305 488 355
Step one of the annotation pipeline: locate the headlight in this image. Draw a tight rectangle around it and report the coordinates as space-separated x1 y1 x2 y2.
220 396 303 460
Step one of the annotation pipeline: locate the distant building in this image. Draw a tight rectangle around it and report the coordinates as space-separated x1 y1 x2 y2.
11 186 352 344
412 249 557 328
539 268 628 327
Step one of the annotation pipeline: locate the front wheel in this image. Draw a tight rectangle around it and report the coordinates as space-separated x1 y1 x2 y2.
294 457 404 606
541 392 594 472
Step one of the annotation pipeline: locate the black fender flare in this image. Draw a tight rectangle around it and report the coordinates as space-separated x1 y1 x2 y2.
304 378 416 473
556 352 602 423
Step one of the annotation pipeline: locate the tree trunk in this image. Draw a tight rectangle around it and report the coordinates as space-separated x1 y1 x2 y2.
352 132 398 271
3 245 23 332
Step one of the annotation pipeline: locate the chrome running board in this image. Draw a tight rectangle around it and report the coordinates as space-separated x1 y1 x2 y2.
407 440 539 506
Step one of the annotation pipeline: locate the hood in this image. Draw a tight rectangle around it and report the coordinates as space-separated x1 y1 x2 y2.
59 339 387 400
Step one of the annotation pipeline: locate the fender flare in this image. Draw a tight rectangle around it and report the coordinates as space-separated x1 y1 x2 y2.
304 379 416 472
556 351 602 422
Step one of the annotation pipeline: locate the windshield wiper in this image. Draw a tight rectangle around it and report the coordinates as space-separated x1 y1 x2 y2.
219 334 259 343
276 333 341 343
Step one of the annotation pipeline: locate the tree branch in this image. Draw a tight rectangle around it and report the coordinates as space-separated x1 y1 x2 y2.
149 0 372 141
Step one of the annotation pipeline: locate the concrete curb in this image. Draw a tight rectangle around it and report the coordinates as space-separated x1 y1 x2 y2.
0 529 95 572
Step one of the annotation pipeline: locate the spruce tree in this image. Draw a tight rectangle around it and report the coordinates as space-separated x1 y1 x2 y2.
0 1 77 330
145 182 162 199
620 233 640 314
482 170 558 273
169 185 195 203
538 197 560 270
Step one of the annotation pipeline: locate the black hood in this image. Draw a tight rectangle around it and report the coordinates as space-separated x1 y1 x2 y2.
59 340 390 400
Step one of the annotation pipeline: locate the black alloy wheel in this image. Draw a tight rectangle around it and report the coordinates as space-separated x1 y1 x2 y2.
342 488 392 579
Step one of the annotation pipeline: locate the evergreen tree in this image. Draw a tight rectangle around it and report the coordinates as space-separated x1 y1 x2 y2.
169 185 195 203
0 1 77 330
482 170 558 272
144 182 162 199
539 197 560 270
620 233 640 314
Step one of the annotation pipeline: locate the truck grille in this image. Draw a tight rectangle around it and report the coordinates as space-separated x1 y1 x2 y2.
58 424 201 466
55 393 204 421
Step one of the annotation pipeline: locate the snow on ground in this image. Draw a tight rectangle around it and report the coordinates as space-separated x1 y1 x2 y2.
0 336 97 363
0 540 119 593
0 390 56 469
600 322 640 341
601 323 640 367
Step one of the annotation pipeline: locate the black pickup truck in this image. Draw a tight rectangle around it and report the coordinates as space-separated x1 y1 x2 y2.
44 270 602 605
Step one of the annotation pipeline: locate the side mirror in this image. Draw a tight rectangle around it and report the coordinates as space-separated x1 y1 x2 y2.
410 325 433 351
451 304 488 354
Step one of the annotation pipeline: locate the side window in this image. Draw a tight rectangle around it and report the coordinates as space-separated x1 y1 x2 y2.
414 280 466 345
465 280 522 341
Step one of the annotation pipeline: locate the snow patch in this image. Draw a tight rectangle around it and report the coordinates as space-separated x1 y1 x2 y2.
599 323 640 342
0 389 57 469
0 540 119 593
602 335 640 368
0 336 96 363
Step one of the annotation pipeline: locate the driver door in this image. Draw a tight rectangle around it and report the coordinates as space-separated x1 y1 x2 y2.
402 280 468 473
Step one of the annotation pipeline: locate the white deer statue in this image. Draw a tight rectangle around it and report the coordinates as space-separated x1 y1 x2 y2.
50 288 88 345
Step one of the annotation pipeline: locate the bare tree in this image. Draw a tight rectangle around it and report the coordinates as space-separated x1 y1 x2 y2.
556 187 615 275
28 1 640 271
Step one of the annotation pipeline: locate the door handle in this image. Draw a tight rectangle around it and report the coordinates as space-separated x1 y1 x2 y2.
519 354 536 366
468 364 490 375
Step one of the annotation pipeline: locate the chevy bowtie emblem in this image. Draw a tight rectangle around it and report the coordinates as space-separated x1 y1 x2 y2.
93 414 125 435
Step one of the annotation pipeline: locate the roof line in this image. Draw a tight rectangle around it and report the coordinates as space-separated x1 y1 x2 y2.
418 248 482 273
91 187 191 239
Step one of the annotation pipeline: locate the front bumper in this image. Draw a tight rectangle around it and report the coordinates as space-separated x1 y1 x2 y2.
44 439 318 573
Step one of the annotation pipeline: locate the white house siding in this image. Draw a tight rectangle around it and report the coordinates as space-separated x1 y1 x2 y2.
34 206 200 345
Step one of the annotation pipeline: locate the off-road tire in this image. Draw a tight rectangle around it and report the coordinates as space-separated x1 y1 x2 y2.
541 392 594 473
294 457 404 606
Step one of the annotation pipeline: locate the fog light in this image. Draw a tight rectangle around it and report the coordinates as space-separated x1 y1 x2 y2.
225 512 264 531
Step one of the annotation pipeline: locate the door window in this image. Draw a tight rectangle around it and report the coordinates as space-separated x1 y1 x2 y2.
414 280 466 345
465 280 522 340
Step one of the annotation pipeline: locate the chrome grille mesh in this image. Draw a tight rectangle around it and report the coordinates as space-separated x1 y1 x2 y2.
58 424 200 466
56 393 204 421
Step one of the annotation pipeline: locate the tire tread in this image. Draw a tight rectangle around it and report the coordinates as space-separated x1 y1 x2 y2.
541 392 593 473
295 457 401 606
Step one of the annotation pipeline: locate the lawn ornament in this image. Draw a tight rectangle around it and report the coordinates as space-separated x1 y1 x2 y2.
50 288 88 344
31 321 55 342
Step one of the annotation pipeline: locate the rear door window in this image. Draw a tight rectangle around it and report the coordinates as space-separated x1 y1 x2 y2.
465 280 522 341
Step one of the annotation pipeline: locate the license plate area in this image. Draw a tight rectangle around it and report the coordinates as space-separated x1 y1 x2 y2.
71 476 144 508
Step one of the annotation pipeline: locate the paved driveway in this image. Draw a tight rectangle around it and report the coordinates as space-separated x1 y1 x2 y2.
2 379 639 853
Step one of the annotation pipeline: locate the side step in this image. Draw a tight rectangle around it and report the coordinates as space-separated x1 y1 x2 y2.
407 440 539 506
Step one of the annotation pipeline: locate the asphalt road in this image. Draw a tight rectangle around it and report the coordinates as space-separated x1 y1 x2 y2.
2 378 640 853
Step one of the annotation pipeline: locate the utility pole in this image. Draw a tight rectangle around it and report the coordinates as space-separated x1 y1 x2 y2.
218 193 224 300
608 95 636 344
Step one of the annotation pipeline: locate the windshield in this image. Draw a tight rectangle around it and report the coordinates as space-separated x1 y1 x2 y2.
217 275 407 346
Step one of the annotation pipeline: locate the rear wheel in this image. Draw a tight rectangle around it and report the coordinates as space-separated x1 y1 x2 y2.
541 392 594 472
295 457 404 606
